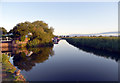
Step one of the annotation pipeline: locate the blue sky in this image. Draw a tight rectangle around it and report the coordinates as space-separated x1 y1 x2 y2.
0 2 118 35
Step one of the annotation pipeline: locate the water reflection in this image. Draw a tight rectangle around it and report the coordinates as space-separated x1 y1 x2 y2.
67 42 120 62
2 40 118 81
13 47 54 71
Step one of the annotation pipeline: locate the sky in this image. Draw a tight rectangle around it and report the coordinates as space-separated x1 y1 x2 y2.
0 2 118 35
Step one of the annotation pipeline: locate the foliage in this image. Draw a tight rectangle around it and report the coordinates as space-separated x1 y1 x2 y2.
15 76 19 80
10 20 54 47
8 29 13 34
0 27 7 35
27 39 40 47
65 36 119 53
20 36 25 41
2 54 26 81
2 54 10 63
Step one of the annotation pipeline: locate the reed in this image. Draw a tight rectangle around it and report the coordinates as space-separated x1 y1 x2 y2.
65 36 119 53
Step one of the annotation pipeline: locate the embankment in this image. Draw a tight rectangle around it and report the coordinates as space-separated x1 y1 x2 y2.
65 37 119 53
2 54 26 82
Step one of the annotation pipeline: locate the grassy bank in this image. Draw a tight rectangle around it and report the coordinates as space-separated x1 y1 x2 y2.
2 54 26 82
65 36 119 53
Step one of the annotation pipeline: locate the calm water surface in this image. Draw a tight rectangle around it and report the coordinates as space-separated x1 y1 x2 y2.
10 40 118 81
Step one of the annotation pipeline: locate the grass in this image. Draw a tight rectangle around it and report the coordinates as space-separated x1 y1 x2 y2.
64 36 119 53
2 54 26 82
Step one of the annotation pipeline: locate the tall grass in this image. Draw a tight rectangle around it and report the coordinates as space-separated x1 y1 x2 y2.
65 36 119 53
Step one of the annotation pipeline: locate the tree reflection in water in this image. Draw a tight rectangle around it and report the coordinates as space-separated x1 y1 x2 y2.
13 47 54 71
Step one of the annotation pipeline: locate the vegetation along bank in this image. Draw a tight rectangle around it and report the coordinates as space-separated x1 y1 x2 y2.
2 54 26 82
65 36 120 53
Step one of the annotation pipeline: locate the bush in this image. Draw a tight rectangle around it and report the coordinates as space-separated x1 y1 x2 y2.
20 36 25 41
2 54 10 63
27 39 40 47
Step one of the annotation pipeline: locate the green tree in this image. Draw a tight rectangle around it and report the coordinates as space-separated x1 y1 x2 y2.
11 20 54 47
8 29 13 34
0 27 7 35
12 22 32 37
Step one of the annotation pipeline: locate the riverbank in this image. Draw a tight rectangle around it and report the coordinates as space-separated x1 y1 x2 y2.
2 54 26 82
64 36 119 53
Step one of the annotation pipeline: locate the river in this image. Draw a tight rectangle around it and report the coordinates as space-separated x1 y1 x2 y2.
9 40 118 81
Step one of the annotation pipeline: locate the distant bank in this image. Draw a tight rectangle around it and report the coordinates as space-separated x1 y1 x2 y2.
64 36 119 53
64 31 119 37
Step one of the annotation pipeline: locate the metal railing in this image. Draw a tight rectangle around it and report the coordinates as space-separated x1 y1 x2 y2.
0 37 12 42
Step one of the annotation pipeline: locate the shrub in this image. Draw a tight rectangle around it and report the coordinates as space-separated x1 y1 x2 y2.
27 39 40 47
2 54 10 63
20 36 25 41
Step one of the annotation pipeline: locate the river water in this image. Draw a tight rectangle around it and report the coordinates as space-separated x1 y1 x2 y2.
10 40 118 81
